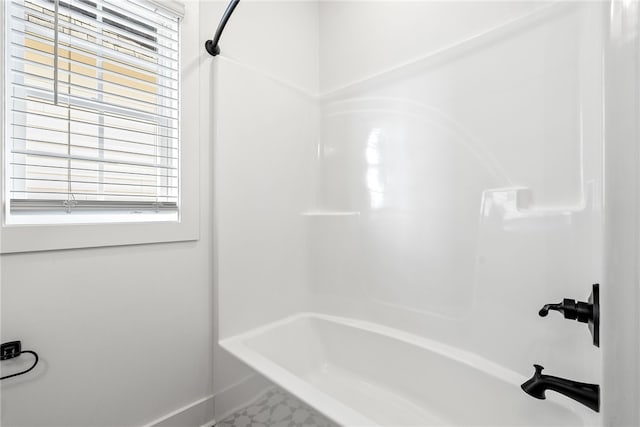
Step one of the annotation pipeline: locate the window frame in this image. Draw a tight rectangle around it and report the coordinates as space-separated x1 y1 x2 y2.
0 0 199 253
6 0 180 220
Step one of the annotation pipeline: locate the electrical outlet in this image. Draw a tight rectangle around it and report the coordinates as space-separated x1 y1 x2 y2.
1 341 22 360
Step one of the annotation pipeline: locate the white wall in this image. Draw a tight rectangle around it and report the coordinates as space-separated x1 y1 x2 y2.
1 243 213 427
602 1 640 425
0 2 216 426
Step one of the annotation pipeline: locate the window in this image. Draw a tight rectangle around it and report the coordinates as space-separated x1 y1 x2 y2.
5 0 181 224
0 0 199 253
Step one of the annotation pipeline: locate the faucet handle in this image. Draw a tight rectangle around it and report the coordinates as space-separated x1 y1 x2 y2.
539 302 565 317
538 298 586 321
538 284 600 347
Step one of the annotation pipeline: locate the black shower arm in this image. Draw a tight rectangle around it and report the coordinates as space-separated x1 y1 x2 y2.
205 0 240 56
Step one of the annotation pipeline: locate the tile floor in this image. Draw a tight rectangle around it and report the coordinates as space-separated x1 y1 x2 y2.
215 387 339 427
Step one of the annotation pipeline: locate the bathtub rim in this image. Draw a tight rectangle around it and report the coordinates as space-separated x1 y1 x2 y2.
220 311 600 427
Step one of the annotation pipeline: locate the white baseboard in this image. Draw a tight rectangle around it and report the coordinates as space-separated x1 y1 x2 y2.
145 374 273 427
144 395 214 427
212 373 274 424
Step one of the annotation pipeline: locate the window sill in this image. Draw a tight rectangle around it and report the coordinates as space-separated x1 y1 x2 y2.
6 211 178 225
0 217 198 253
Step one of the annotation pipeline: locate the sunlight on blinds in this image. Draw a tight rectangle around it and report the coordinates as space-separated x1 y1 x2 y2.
6 0 180 220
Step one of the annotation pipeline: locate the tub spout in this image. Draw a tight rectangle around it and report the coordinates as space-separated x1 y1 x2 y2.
521 364 600 412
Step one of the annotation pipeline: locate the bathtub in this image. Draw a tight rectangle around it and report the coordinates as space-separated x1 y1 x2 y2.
221 313 597 426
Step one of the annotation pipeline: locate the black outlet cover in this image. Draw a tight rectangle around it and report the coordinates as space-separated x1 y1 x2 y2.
1 341 21 360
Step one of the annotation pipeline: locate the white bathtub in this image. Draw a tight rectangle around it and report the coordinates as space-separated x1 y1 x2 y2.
221 313 597 426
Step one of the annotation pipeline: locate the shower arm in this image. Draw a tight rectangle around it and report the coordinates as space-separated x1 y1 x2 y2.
205 0 241 57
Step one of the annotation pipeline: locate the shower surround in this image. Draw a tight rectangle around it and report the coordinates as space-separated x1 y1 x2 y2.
209 1 638 425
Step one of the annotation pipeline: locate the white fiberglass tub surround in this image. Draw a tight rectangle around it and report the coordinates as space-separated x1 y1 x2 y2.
211 0 638 425
222 313 597 426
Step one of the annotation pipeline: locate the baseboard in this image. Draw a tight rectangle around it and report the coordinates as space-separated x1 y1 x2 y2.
144 374 273 427
144 395 215 427
212 373 274 424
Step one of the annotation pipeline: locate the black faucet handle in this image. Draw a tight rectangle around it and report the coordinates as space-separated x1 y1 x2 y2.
539 298 584 321
537 284 600 347
539 302 564 317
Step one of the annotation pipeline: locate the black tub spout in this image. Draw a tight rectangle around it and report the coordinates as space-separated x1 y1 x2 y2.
521 364 600 412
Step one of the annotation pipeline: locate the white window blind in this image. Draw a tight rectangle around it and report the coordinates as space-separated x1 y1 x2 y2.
5 0 181 222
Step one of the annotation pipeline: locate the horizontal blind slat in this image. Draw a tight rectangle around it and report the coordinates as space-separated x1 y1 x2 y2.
11 176 178 190
9 23 179 78
11 36 178 91
16 0 181 47
10 18 179 74
11 1 179 58
64 0 180 43
11 199 177 211
11 122 178 151
11 162 178 178
8 8 180 73
11 190 178 200
11 136 179 161
104 0 182 28
10 43 179 92
11 69 179 116
11 85 179 123
11 105 179 137
11 149 178 170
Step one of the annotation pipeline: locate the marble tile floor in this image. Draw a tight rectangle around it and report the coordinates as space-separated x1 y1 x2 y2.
214 387 339 427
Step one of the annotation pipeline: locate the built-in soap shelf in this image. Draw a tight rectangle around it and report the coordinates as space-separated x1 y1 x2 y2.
301 210 361 217
480 182 596 221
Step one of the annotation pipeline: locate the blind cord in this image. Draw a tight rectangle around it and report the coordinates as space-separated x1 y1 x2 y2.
0 350 39 381
53 0 59 105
